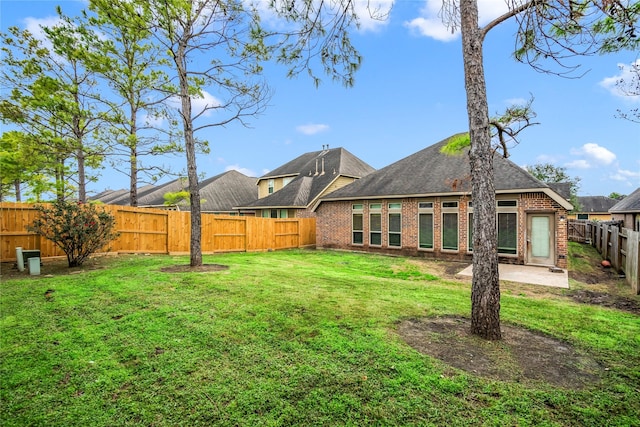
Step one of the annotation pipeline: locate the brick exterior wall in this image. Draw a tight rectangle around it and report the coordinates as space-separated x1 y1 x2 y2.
316 192 569 268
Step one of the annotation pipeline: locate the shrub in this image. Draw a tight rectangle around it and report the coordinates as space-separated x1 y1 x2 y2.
28 201 119 267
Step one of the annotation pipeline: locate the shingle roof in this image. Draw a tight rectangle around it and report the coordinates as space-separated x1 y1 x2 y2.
317 133 572 209
609 187 640 213
239 147 375 209
92 170 258 212
547 182 572 201
576 196 618 213
196 170 258 212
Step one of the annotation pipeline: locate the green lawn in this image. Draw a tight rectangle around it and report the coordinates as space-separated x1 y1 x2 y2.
1 249 639 426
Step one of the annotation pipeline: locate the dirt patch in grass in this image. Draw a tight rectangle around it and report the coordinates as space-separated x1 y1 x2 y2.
0 256 109 280
567 256 639 315
159 264 229 273
569 289 640 314
397 316 603 389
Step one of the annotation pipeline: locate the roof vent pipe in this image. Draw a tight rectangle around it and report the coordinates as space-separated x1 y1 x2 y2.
314 159 319 176
320 157 325 175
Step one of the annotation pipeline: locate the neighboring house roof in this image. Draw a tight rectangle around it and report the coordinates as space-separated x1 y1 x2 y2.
575 196 618 213
196 170 258 212
91 170 258 212
315 133 573 210
93 188 130 204
609 187 640 213
238 147 375 209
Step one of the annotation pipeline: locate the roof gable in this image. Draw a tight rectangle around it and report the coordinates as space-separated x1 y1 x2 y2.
241 147 374 209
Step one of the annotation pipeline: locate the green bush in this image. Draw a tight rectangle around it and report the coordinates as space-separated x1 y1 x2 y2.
28 201 119 267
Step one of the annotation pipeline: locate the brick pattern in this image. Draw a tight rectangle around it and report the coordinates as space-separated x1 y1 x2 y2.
316 193 569 268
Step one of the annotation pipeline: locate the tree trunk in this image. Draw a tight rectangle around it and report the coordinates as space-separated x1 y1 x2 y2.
130 147 138 207
129 104 138 207
13 179 21 202
55 160 66 203
176 37 202 267
76 145 87 203
460 0 501 340
73 79 87 203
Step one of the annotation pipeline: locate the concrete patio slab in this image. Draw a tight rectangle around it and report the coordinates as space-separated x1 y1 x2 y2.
456 264 569 288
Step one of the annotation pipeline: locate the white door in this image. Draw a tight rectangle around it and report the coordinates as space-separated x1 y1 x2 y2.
527 214 555 266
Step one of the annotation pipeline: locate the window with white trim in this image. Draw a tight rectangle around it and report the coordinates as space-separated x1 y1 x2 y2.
388 202 402 247
497 200 517 255
268 179 275 194
467 201 473 253
442 201 459 251
418 201 434 249
369 203 382 246
352 204 363 245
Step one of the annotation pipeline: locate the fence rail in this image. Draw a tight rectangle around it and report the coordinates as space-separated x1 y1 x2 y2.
0 203 316 261
568 219 639 294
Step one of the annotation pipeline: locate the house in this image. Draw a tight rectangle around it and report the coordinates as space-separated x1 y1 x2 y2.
568 196 618 221
91 170 258 215
610 187 640 231
235 146 375 218
312 134 573 268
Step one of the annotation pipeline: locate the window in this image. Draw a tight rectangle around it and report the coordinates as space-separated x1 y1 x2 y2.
497 213 517 254
283 177 294 187
418 201 433 249
388 203 402 247
497 199 517 255
369 203 382 246
468 213 474 252
268 179 275 194
352 204 363 245
442 201 458 251
279 209 288 219
577 213 589 220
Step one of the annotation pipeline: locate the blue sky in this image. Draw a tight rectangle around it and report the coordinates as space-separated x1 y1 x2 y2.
2 0 639 198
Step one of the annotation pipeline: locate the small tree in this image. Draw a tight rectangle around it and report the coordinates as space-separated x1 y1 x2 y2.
28 201 119 267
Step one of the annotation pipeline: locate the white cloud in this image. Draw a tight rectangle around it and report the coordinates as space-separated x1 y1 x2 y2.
353 0 394 32
296 123 329 135
535 154 560 164
249 0 391 33
168 91 222 117
23 16 62 41
610 169 640 181
404 0 509 41
599 60 640 102
505 97 527 106
570 143 616 165
140 112 164 128
564 159 591 169
225 164 257 177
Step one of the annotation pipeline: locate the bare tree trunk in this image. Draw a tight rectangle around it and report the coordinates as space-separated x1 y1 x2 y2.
13 179 21 202
76 146 87 203
55 160 66 203
129 104 138 207
176 37 202 267
460 0 501 340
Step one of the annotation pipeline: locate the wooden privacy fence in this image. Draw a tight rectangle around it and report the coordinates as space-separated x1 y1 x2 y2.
568 219 640 294
0 203 316 261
